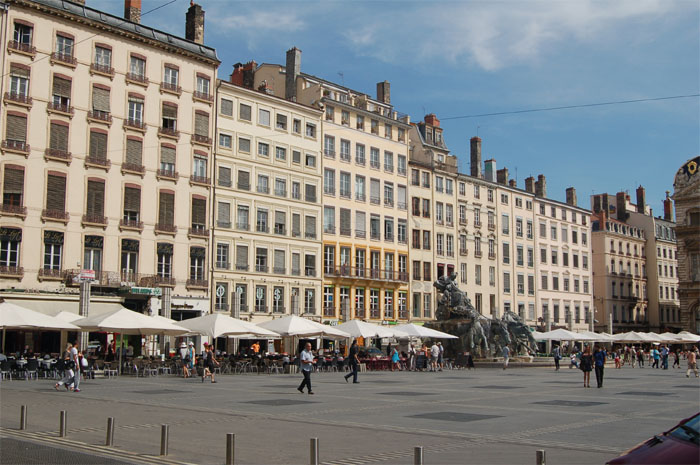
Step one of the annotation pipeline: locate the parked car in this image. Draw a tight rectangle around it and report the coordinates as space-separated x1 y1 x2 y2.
607 412 699 464
358 347 384 358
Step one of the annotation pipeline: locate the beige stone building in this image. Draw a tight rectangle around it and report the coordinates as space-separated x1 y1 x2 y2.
256 49 411 324
0 0 218 330
211 66 323 323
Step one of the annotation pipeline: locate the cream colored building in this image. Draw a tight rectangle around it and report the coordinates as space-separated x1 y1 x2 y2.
256 49 411 324
211 70 323 323
0 0 218 325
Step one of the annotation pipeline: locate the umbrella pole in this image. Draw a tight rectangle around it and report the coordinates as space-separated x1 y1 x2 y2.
2 327 5 354
119 333 123 375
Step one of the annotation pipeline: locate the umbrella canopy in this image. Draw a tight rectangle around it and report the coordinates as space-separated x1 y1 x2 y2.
337 320 407 339
257 315 350 339
179 313 279 339
147 315 191 336
74 307 186 335
53 311 83 323
641 332 666 343
538 328 597 341
0 300 80 330
574 330 614 342
658 332 682 342
676 331 700 343
531 330 547 341
610 331 656 343
393 323 458 339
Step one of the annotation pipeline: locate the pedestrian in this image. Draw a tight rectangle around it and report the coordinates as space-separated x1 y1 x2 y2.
614 350 621 369
437 342 444 371
637 348 644 368
297 342 315 394
569 352 578 369
580 345 593 388
629 347 636 368
687 348 699 378
391 346 400 371
408 344 416 371
201 343 218 383
651 347 660 368
622 347 629 366
502 345 510 370
672 350 680 369
55 343 75 391
594 346 607 388
430 342 440 372
185 342 195 378
71 340 81 393
552 344 561 371
386 343 392 358
344 340 360 383
661 345 669 370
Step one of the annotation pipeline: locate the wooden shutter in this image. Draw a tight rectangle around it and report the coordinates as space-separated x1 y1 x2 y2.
6 114 27 142
398 185 406 205
158 191 174 225
236 245 248 267
3 167 24 196
89 131 107 160
160 145 176 165
86 180 105 216
275 211 285 227
340 208 351 232
274 250 285 270
292 253 300 273
46 174 66 211
356 211 366 233
305 216 316 236
237 170 249 188
126 139 142 165
218 166 231 185
162 103 177 118
194 112 209 136
92 87 110 112
124 187 140 212
305 184 315 200
220 99 233 116
52 76 71 98
370 179 380 199
191 197 206 226
292 213 301 236
49 123 68 151
217 202 230 224
10 64 29 78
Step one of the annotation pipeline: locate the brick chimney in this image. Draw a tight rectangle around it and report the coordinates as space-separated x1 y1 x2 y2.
470 137 482 178
484 159 496 182
664 191 673 221
377 81 390 104
230 61 256 89
285 47 301 102
424 114 440 127
616 192 628 222
508 179 516 188
535 174 547 198
124 0 141 23
566 187 577 206
635 185 645 214
186 2 205 44
496 168 508 185
524 176 535 194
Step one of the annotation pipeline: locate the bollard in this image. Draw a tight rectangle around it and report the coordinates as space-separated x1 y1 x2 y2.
160 424 169 456
225 433 235 465
59 411 67 437
105 417 115 446
309 437 319 465
20 405 27 431
414 446 424 465
536 449 546 465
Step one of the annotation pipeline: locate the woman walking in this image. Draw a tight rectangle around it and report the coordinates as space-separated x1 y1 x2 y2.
391 346 400 371
202 343 219 383
55 343 75 391
580 345 593 388
672 350 680 369
183 342 195 378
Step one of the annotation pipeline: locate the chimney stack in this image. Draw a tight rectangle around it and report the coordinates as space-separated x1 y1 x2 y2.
484 159 496 182
508 179 516 188
566 187 577 206
124 0 141 23
636 185 646 214
285 47 301 102
424 114 440 127
496 168 509 185
376 81 391 104
535 174 547 198
616 192 628 222
664 191 673 221
230 61 256 89
185 2 205 44
470 137 482 178
524 176 535 194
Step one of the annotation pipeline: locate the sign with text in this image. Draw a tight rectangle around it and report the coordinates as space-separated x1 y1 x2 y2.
130 287 162 296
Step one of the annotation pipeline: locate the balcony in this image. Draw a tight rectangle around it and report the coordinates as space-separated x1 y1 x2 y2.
291 268 301 276
324 226 335 235
50 52 77 68
256 224 269 234
474 221 482 228
155 223 177 235
460 248 468 256
323 148 335 158
192 134 212 146
87 110 112 125
119 219 143 231
81 214 108 228
0 266 24 279
397 202 406 210
474 250 483 258
1 140 30 156
41 209 69 223
47 102 74 117
237 182 250 191
370 196 380 205
254 305 268 313
4 92 32 108
186 278 209 290
305 232 317 240
193 91 213 104
384 164 394 173
160 82 182 96
121 163 145 177
153 275 176 287
85 156 111 170
188 226 209 238
274 226 286 236
356 157 366 166
44 148 72 164
354 307 366 319
90 62 114 78
237 222 250 231
273 306 286 314
257 185 270 194
436 219 444 226
255 264 268 273
217 220 231 229
323 306 335 317
0 204 27 218
488 252 496 260
218 179 232 188
38 268 64 281
124 118 146 132
158 127 180 140
305 268 316 277
7 40 36 58
324 265 408 284
488 223 495 231
306 194 317 203
384 198 394 208
339 190 351 199
275 189 287 198
339 227 352 237
126 72 149 86
156 169 179 181
216 261 229 270
273 267 286 275
235 264 249 271
190 175 210 187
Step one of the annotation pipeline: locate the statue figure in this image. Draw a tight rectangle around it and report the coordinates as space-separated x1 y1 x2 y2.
501 310 538 355
434 273 472 318
488 317 511 356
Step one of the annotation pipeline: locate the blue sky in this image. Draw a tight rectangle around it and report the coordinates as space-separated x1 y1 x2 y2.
96 0 699 215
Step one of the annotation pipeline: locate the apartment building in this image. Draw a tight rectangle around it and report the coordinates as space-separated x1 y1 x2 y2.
256 49 411 324
211 67 323 322
0 0 218 321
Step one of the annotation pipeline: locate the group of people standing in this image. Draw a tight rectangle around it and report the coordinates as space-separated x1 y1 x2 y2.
54 340 84 393
178 341 219 383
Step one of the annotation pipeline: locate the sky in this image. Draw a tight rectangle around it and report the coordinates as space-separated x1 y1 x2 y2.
94 0 700 216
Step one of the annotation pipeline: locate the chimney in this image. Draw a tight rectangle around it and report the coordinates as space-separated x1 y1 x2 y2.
566 187 577 206
616 192 628 222
376 81 390 104
285 47 301 101
186 2 205 44
664 191 673 221
636 185 646 214
124 0 141 23
470 137 482 178
535 174 547 198
496 168 508 185
524 176 535 194
484 159 496 182
424 114 440 127
230 61 256 89
508 179 516 188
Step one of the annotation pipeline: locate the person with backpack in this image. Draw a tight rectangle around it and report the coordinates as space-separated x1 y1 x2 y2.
201 343 218 383
55 343 75 391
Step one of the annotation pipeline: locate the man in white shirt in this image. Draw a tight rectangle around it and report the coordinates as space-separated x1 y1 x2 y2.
502 345 510 370
430 343 440 372
71 341 81 392
297 342 315 395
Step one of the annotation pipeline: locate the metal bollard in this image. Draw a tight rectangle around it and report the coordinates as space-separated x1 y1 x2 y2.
105 417 115 446
309 437 319 465
160 424 169 456
536 449 546 465
20 405 27 430
59 411 67 437
414 446 424 465
225 433 235 465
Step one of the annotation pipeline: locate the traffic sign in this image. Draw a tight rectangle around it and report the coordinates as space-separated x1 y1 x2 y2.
79 269 96 282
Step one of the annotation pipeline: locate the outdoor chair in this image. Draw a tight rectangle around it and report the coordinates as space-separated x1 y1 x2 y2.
144 362 158 377
12 361 25 379
103 362 118 378
269 360 283 374
24 359 39 380
0 360 12 380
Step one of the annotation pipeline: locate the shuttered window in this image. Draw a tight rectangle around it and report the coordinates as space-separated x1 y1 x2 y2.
305 184 316 201
340 208 351 234
237 170 250 189
86 179 105 216
274 250 285 272
158 191 175 226
49 123 68 151
5 115 27 142
217 202 230 224
124 187 141 214
356 211 366 235
220 99 233 116
46 174 66 211
10 64 29 79
160 146 176 169
194 112 209 137
2 167 24 204
275 211 286 231
162 104 177 119
398 185 406 207
92 86 110 112
191 197 206 227
370 179 380 201
126 139 142 166
89 131 107 160
236 245 248 268
218 166 231 186
305 215 316 237
292 213 301 236
52 76 71 99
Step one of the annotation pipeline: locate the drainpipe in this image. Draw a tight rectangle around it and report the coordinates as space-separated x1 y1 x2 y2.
210 78 221 316
0 2 10 104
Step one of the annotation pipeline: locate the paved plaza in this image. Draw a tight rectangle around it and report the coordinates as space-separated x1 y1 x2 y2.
1 365 698 464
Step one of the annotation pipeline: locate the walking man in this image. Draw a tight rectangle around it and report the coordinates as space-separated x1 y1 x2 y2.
298 342 315 394
437 342 444 371
429 342 440 372
553 344 561 371
661 345 669 370
594 346 607 388
687 348 699 378
344 340 360 384
71 340 81 393
651 347 660 368
408 344 416 371
502 345 510 370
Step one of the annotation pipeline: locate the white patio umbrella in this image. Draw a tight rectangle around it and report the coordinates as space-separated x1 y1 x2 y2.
575 330 614 342
257 315 350 339
53 311 83 323
676 331 700 343
1 300 81 352
531 330 546 341
179 313 280 339
393 323 458 339
337 320 407 339
610 331 654 343
658 332 682 343
538 328 596 341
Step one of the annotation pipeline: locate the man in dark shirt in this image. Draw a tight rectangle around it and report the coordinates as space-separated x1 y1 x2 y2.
593 346 607 388
344 340 360 384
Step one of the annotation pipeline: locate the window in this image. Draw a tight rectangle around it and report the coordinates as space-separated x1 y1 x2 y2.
305 153 316 168
423 231 431 250
475 265 482 285
255 247 268 273
157 191 175 228
161 103 177 132
258 108 270 126
516 219 523 237
220 98 233 116
355 143 366 165
9 64 30 99
196 75 210 98
52 75 71 109
516 245 524 266
13 22 32 46
45 173 66 214
275 178 287 197
128 95 144 125
502 214 509 234
219 133 232 148
129 55 145 80
436 176 444 193
324 169 335 195
340 139 350 161
324 207 335 233
370 147 380 169
120 239 139 278
527 247 534 267
156 243 173 278
384 217 394 242
356 115 364 130
2 166 24 208
370 215 381 240
239 103 252 121
43 231 63 271
502 242 510 264
85 179 105 222
339 208 351 236
163 66 178 88
541 273 548 290
384 151 393 172
422 199 431 218
384 183 394 207
424 293 432 318
55 34 74 59
324 135 335 158
255 285 267 312
398 155 406 175
503 272 511 293
422 172 431 188
517 274 524 295
275 146 286 161
340 172 351 198
526 220 533 239
194 111 210 141
305 123 316 138
540 248 547 264
276 113 287 130
423 262 432 282
258 142 269 157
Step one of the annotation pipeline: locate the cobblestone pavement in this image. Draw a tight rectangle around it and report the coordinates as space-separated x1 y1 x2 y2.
1 364 697 464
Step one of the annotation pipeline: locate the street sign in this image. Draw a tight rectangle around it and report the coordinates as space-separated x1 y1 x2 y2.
79 269 96 282
216 285 225 297
130 287 162 296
